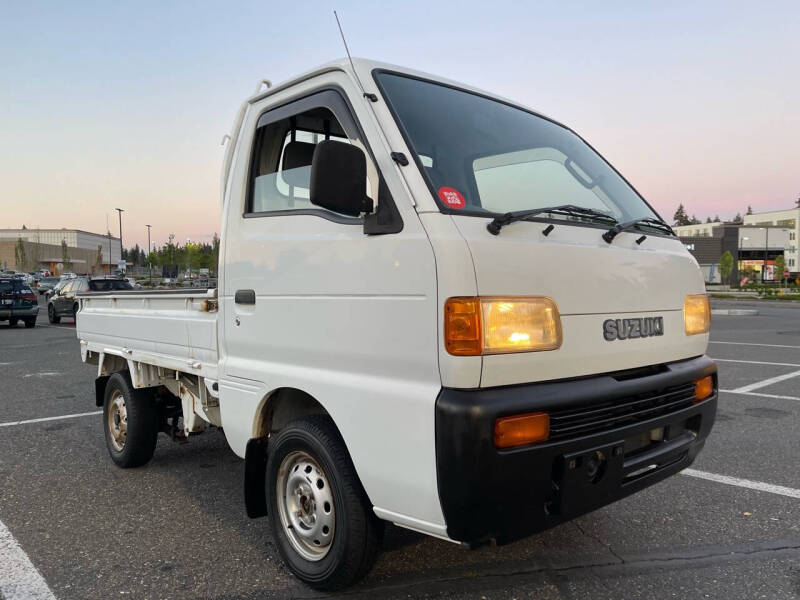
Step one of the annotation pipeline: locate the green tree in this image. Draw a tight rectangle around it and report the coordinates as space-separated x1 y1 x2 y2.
690 214 701 224
746 205 753 215
673 204 691 227
775 255 786 284
719 250 734 286
14 237 26 270
211 233 220 275
732 213 743 224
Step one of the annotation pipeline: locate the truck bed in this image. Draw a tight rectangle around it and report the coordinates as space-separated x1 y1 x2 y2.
76 288 219 380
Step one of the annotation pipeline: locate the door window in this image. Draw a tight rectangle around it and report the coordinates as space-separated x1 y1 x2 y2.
246 92 375 219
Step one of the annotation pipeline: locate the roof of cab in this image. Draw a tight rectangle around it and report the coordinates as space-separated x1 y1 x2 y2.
245 57 560 126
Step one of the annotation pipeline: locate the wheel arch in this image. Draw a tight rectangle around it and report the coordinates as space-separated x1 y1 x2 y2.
253 386 330 439
245 387 354 520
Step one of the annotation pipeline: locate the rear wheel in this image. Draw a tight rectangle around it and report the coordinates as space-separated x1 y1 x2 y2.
48 304 60 324
267 415 383 591
9 318 18 327
103 372 158 468
24 318 36 328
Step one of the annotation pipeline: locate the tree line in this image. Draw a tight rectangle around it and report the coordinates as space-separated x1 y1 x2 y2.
672 204 752 227
122 234 220 274
673 196 800 227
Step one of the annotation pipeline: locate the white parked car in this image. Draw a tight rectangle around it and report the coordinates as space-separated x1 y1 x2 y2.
76 58 716 590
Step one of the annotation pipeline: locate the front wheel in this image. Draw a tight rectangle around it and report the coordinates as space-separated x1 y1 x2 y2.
48 304 60 324
103 372 158 468
267 415 383 591
9 318 18 327
24 318 36 328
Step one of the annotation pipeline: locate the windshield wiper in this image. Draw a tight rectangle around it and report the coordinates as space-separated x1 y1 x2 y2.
602 217 675 244
487 204 617 235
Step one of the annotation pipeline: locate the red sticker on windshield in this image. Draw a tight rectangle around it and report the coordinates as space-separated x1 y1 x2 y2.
438 187 465 210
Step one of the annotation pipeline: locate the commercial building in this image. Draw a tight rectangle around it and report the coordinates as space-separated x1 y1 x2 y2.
742 208 799 271
0 229 121 275
675 207 799 283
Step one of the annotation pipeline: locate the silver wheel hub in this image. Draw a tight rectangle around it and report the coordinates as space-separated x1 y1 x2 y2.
107 390 128 452
276 451 335 561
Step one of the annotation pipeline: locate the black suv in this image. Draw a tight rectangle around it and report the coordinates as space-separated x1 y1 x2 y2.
0 277 39 328
47 277 133 324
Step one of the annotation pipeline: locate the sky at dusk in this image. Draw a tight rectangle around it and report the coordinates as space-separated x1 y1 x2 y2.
2 0 798 249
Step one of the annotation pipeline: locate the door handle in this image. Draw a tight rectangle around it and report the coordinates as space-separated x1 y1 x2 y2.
235 289 256 305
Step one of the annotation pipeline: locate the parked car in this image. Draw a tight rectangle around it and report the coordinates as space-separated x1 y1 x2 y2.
48 277 133 323
87 278 135 293
0 277 39 327
37 276 61 295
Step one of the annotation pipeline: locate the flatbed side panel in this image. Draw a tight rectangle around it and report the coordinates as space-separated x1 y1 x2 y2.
77 293 218 378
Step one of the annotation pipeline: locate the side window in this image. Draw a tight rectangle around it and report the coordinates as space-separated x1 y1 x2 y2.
248 105 355 216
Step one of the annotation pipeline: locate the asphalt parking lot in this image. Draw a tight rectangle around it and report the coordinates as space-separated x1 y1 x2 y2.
1 297 799 600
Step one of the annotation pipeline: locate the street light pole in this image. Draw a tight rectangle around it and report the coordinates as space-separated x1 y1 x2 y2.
146 224 152 286
115 208 124 273
739 232 750 287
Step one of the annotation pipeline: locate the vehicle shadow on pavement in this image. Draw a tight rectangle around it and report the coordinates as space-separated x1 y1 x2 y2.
145 429 609 599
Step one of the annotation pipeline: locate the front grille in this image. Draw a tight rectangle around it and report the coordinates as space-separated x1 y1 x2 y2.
548 382 696 441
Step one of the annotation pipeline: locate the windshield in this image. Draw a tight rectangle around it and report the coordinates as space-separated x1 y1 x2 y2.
375 72 662 228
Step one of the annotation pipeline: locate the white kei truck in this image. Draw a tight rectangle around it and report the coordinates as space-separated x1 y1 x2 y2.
77 58 717 590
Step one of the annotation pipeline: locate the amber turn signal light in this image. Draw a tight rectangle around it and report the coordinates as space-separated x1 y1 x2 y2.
694 375 714 403
444 297 482 356
494 412 550 448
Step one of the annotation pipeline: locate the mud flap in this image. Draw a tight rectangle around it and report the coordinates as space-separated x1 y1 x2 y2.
244 437 269 518
94 376 110 407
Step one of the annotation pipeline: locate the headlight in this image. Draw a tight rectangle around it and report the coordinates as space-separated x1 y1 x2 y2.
445 296 562 356
684 294 711 335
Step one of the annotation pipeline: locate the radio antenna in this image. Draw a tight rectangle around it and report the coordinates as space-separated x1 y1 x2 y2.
333 10 377 102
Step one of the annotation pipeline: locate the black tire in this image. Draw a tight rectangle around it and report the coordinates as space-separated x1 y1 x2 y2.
267 415 383 591
72 303 79 322
9 318 18 327
24 318 36 328
103 372 158 468
48 304 60 324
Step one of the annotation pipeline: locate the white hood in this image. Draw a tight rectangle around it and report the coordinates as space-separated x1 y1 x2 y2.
453 216 710 387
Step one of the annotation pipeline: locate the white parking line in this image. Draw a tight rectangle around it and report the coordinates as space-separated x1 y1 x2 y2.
709 341 800 349
712 358 800 367
0 411 101 428
0 518 56 600
720 390 800 401
730 369 800 393
683 469 800 499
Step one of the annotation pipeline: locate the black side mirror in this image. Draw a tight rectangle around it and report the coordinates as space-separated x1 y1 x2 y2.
310 140 373 217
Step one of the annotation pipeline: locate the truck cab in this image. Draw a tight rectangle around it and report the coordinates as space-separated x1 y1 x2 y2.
78 58 716 591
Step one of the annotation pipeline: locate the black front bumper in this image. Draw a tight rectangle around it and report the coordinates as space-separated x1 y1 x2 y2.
435 355 717 545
